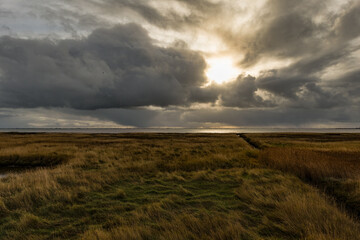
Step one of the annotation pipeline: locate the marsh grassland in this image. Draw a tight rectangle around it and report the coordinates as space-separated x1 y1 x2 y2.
0 133 359 239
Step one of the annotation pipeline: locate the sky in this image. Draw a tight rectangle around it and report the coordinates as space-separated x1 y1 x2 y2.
0 0 359 128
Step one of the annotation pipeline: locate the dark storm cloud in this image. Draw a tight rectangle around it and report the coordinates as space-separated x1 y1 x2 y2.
212 0 360 111
255 69 350 109
0 0 360 127
0 23 210 109
218 0 323 66
220 75 272 108
0 19 355 112
219 0 360 68
327 70 360 102
188 85 220 104
334 1 360 40
256 71 313 100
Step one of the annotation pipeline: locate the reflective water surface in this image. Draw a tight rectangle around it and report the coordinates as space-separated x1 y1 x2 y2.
0 128 360 133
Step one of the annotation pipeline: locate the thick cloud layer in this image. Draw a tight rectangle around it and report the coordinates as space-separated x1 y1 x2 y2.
0 0 359 127
0 23 209 109
220 0 360 66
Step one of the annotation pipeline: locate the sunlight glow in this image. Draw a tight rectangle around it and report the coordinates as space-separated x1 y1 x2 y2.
205 56 240 84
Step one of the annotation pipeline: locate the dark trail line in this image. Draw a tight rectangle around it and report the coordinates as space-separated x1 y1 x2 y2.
236 133 262 149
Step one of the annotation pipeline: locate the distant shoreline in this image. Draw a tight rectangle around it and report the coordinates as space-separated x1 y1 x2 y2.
0 127 360 134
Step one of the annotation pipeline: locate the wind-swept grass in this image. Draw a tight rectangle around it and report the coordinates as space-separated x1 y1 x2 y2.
0 133 359 239
261 148 360 181
246 133 360 218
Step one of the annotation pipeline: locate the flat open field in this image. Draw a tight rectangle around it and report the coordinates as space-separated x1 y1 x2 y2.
0 133 359 240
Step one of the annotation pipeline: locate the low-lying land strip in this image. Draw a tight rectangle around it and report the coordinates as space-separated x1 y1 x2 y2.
0 133 359 239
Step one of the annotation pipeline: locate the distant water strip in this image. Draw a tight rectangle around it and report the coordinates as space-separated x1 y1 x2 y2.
0 128 360 134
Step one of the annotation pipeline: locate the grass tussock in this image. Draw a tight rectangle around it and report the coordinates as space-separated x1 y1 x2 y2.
261 148 360 181
250 133 360 219
0 133 359 239
235 172 360 240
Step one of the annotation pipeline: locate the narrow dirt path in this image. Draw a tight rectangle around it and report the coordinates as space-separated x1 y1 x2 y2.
236 133 262 149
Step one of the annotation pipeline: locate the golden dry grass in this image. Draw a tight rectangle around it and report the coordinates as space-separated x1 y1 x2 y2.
246 133 360 220
0 133 359 239
261 148 360 180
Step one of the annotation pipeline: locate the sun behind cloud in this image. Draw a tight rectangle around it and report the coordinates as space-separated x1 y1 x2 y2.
205 56 240 84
